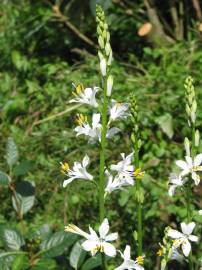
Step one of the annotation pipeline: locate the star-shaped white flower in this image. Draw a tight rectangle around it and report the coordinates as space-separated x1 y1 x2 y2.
115 245 144 270
70 84 99 107
65 218 118 257
111 153 134 185
105 170 125 194
176 154 202 185
75 113 102 142
167 222 198 257
168 173 186 196
75 113 120 142
62 155 93 187
109 100 129 122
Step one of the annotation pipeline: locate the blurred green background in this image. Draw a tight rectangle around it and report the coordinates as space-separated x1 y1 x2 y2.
0 0 202 269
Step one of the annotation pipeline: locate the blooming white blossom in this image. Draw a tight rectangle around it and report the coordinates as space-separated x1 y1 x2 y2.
111 153 134 185
168 173 186 196
70 84 99 107
74 113 102 142
168 222 198 257
62 155 93 187
105 170 125 194
115 245 144 270
65 218 118 257
74 113 120 142
109 100 129 122
176 154 202 185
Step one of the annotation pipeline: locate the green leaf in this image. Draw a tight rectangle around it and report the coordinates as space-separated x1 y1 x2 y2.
13 161 33 176
0 171 10 186
81 254 102 270
156 113 174 139
6 137 19 168
31 258 57 270
11 254 29 270
70 241 86 269
40 231 77 258
1 229 24 250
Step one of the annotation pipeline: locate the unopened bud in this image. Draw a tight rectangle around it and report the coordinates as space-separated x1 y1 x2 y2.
107 75 113 96
195 129 200 147
98 36 104 49
98 50 104 61
105 43 111 56
184 137 190 156
107 50 113 66
100 58 107 76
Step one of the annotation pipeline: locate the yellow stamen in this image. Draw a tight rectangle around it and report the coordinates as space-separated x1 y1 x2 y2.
134 168 145 179
60 162 69 174
72 83 84 97
75 114 87 126
136 256 144 265
157 249 163 257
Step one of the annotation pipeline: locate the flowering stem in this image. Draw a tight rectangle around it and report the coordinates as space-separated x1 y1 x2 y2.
134 143 143 256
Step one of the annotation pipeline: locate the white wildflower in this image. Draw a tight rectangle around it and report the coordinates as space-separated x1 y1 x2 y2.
109 100 129 122
115 245 144 270
168 173 186 196
111 153 134 185
105 170 125 194
65 218 118 257
70 84 99 107
62 155 93 187
168 222 198 257
176 154 202 185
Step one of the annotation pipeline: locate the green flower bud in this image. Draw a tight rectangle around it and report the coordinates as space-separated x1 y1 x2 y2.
98 36 104 49
107 75 113 96
184 137 190 156
195 129 200 147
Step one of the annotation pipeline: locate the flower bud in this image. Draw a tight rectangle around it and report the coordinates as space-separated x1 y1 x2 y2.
105 43 111 56
98 50 104 61
98 36 104 49
195 129 200 147
107 50 113 66
107 75 113 96
100 58 107 76
184 137 190 156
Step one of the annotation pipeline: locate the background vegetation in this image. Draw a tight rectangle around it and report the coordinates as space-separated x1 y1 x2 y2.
0 0 202 269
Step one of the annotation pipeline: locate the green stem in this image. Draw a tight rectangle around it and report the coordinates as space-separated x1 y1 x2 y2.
99 78 108 223
134 142 142 256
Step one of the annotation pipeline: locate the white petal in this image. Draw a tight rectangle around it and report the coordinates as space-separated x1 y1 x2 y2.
63 177 75 187
176 160 188 170
167 228 184 239
181 222 195 235
182 239 191 257
105 232 118 242
99 218 109 238
191 172 200 185
103 242 116 257
185 156 193 166
194 153 202 166
82 239 96 252
123 245 131 260
107 127 120 138
188 235 198 242
82 155 90 167
92 113 101 128
89 226 99 240
168 185 176 196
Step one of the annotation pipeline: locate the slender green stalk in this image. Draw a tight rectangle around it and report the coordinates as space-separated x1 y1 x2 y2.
99 79 108 223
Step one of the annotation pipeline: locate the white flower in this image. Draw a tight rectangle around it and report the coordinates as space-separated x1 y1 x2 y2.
198 210 202 215
115 245 144 270
65 218 118 257
100 58 107 76
111 153 134 185
74 113 102 142
109 100 129 122
105 170 125 194
176 154 202 185
168 173 186 196
167 222 198 257
74 113 120 142
62 155 93 187
70 85 99 107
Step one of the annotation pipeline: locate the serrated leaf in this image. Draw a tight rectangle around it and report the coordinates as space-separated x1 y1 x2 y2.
6 138 19 168
40 231 77 258
156 113 174 139
0 171 10 186
2 229 24 250
70 241 86 269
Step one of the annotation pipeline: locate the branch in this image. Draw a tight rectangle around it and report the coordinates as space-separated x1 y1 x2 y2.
192 0 202 21
52 5 97 48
